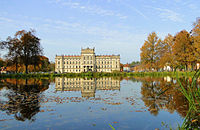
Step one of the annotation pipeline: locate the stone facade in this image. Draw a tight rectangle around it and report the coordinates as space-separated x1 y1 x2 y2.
55 77 120 98
55 48 120 73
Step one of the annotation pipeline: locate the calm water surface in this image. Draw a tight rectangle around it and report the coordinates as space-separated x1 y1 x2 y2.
0 77 188 130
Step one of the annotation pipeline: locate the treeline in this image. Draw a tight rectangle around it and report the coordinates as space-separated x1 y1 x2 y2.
0 29 54 73
140 18 200 71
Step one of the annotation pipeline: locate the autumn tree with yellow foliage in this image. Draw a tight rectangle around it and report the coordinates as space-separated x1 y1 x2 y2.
158 34 175 70
172 30 195 70
192 18 200 63
140 18 200 71
140 32 161 71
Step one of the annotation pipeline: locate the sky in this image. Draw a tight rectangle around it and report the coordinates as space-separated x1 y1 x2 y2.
0 0 200 63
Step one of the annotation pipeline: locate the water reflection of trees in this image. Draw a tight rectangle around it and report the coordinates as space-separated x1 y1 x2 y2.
0 78 49 122
132 77 189 117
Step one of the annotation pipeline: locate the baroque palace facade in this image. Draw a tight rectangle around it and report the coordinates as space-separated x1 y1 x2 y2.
55 48 120 73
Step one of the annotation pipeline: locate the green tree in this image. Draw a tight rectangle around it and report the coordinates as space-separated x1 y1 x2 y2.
130 61 140 66
49 62 55 72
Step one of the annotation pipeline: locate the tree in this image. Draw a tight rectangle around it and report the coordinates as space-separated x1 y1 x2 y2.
0 38 6 57
130 61 140 66
140 32 161 71
1 29 43 73
4 37 22 73
192 18 200 63
0 58 5 68
172 30 195 70
16 30 43 73
157 34 175 71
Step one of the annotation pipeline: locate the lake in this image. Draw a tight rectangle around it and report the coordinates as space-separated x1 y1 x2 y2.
0 77 188 130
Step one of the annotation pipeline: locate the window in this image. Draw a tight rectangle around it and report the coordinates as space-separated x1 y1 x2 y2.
58 61 60 64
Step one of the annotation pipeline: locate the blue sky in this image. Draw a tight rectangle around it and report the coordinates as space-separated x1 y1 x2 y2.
0 0 200 63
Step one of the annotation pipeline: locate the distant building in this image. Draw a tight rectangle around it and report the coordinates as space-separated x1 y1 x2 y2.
55 48 120 73
0 67 7 74
163 63 172 71
197 63 200 70
123 64 130 72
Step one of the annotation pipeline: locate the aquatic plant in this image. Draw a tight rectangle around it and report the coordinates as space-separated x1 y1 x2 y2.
177 69 200 129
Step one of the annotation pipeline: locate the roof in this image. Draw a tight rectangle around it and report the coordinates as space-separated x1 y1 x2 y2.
64 55 81 57
123 64 130 67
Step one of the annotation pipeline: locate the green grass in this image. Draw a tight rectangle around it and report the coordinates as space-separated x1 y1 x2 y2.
0 71 196 79
109 124 116 130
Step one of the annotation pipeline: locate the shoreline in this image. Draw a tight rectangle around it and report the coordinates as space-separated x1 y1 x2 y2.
0 71 196 79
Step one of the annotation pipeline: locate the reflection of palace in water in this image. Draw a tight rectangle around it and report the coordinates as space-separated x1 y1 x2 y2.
55 77 120 98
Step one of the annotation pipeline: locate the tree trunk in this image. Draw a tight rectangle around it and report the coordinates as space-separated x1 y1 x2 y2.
34 64 36 73
15 62 18 73
25 64 28 74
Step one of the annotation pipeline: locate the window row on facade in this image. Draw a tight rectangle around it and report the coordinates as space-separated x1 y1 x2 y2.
57 60 118 65
57 65 117 69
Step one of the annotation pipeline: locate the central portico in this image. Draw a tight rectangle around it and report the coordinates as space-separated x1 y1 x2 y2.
81 48 95 72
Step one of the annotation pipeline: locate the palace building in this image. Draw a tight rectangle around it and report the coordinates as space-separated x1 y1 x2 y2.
55 48 120 73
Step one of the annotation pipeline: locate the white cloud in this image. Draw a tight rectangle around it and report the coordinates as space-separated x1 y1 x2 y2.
50 0 127 19
0 17 13 23
154 7 183 22
121 2 148 20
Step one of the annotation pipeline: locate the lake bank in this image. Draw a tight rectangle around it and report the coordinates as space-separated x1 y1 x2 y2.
0 71 196 79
